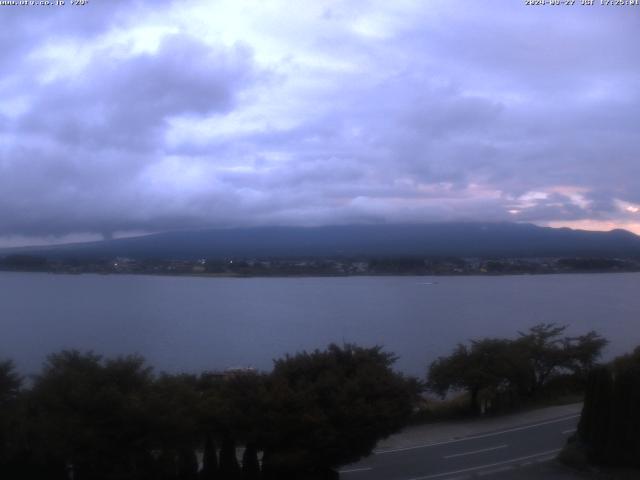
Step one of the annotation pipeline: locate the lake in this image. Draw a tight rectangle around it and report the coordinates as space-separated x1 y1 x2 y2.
1 272 639 377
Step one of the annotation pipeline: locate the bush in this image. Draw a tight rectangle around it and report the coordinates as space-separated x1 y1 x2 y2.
577 347 640 469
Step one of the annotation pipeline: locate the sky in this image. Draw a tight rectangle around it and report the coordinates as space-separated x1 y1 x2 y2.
1 0 639 247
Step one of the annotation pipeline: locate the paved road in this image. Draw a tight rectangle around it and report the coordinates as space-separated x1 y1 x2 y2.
339 413 579 480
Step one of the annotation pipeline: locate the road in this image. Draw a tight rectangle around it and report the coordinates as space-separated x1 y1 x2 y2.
339 412 579 480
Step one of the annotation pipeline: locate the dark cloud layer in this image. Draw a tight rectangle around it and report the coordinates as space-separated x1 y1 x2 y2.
1 0 640 245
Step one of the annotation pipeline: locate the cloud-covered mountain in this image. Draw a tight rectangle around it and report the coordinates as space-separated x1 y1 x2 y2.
6 223 640 260
2 2 640 247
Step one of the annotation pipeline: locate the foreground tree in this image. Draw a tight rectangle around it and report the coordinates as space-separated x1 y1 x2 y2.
563 330 609 380
261 344 420 480
197 370 270 480
577 365 613 463
427 339 526 413
0 360 20 402
28 351 155 480
2 345 420 479
146 373 201 480
516 324 607 396
577 346 640 468
0 360 22 473
428 324 608 413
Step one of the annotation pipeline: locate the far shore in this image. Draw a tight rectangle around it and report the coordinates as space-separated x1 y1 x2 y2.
2 267 640 279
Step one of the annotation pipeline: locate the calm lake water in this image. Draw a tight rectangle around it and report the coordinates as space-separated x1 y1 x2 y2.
1 272 639 377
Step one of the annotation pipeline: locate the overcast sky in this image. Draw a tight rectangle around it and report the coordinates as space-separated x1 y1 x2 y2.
1 0 639 246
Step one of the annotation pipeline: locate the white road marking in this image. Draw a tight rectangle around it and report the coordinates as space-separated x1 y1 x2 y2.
562 428 576 435
406 448 562 480
477 465 514 476
375 414 579 454
338 467 373 474
444 444 507 459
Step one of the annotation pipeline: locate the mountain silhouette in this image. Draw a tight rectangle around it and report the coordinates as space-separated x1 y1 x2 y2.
5 222 640 260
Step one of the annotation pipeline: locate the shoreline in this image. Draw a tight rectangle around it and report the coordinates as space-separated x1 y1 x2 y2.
1 268 640 279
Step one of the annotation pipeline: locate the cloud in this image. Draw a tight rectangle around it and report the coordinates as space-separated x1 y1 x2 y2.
1 0 640 245
20 34 256 149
